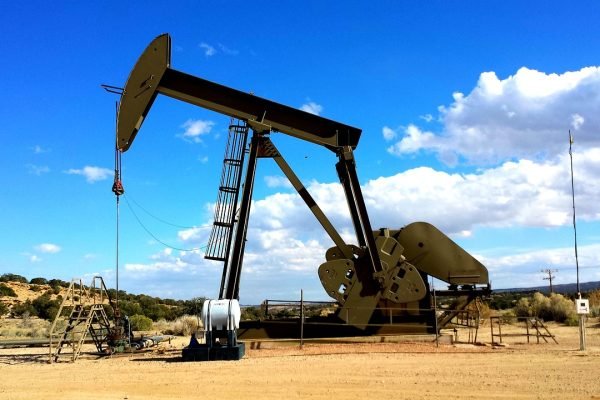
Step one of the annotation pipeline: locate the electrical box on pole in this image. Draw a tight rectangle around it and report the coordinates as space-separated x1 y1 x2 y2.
576 298 589 315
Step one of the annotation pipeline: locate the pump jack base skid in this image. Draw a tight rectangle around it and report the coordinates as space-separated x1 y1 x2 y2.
182 343 245 361
238 317 435 340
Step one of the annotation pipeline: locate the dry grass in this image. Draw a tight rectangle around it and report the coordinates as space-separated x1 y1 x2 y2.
153 315 202 336
0 316 51 339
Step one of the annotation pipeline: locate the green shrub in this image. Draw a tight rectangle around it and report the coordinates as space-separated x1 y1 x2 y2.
513 292 576 323
0 284 17 297
31 294 60 320
514 297 530 318
588 290 600 317
565 313 579 326
48 279 69 288
12 300 37 317
29 277 48 285
0 273 28 283
129 314 153 331
0 302 8 316
241 306 265 320
118 300 143 317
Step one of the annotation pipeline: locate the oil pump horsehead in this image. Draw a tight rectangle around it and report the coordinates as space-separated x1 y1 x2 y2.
115 34 490 336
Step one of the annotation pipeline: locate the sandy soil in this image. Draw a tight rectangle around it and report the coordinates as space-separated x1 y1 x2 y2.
1 322 600 400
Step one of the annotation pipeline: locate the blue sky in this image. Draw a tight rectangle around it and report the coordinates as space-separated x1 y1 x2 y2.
1 1 599 304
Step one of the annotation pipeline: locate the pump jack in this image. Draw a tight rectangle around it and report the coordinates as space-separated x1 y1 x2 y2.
115 34 490 337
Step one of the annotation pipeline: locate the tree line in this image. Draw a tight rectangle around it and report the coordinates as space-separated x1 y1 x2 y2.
0 273 205 322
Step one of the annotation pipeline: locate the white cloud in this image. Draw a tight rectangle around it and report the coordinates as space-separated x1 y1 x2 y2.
177 226 210 242
32 145 49 154
116 150 600 299
65 166 112 183
218 43 239 56
26 164 50 176
198 42 238 57
199 42 216 56
387 66 600 165
30 255 42 263
382 126 397 141
35 243 61 254
264 175 292 188
419 114 434 123
481 243 600 288
387 125 439 159
180 119 215 143
300 101 323 116
245 148 597 240
571 113 584 131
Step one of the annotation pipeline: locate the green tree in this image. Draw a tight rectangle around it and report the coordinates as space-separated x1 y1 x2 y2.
129 314 153 331
0 273 28 283
29 277 48 285
48 279 69 288
118 300 143 317
12 300 37 317
31 294 61 320
514 292 576 323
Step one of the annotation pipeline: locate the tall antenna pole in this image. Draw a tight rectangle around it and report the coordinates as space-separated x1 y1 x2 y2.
570 129 587 351
568 130 580 297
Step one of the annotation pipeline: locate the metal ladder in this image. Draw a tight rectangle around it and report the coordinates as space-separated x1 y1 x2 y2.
205 119 249 262
49 277 114 363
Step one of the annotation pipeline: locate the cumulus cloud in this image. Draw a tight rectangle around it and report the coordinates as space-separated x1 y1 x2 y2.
179 119 215 143
480 243 600 288
247 149 599 239
26 164 50 176
177 226 211 243
571 113 584 131
264 175 293 188
65 166 112 183
382 126 397 141
125 149 599 299
300 101 323 115
117 147 600 299
35 243 61 253
199 42 215 56
387 66 600 165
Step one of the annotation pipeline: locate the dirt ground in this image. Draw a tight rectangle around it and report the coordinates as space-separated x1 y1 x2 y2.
1 322 600 400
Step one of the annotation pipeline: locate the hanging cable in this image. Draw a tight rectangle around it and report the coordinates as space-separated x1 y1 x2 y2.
112 101 123 316
122 194 208 252
123 192 212 230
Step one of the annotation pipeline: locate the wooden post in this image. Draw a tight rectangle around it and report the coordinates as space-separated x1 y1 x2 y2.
300 290 304 348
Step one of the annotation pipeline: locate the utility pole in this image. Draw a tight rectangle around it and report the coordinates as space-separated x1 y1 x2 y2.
569 130 580 296
569 130 586 351
541 269 557 293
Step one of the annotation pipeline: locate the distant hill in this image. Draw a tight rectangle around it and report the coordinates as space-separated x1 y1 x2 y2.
495 280 600 295
0 274 203 320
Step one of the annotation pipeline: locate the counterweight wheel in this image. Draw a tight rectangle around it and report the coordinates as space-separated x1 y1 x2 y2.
318 231 426 327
